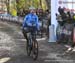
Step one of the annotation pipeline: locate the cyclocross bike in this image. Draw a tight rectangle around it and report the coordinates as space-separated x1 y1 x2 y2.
26 23 38 60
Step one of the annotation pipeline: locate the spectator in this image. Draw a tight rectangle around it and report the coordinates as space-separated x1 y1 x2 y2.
56 13 63 26
58 6 64 15
46 9 51 38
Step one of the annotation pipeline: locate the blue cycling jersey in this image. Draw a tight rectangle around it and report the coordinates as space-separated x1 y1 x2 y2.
22 13 39 30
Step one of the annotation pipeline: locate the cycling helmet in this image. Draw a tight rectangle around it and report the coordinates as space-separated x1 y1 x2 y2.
29 6 36 10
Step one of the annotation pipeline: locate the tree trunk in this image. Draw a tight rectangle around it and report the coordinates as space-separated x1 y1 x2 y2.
6 0 10 14
39 0 42 8
45 0 51 9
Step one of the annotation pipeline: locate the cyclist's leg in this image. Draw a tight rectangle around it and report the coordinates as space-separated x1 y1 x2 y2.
32 30 37 41
22 28 28 42
32 31 38 48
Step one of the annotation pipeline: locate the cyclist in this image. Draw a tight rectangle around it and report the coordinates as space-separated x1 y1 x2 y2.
22 6 40 43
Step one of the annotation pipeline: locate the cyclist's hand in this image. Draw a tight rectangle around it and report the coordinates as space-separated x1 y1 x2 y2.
21 27 26 30
21 27 24 30
27 23 31 26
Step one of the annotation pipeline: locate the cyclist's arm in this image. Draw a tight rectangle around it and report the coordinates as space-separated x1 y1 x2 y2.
22 15 30 28
22 16 27 28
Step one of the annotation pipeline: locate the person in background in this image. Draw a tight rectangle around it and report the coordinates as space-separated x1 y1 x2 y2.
46 9 51 38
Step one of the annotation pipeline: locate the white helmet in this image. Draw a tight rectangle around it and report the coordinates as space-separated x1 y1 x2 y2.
29 6 35 10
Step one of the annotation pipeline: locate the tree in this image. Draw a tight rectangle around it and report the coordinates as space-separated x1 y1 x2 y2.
6 0 10 14
45 0 51 9
39 0 42 8
16 0 48 16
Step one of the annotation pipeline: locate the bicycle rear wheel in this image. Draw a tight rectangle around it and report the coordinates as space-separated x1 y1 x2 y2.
32 40 38 60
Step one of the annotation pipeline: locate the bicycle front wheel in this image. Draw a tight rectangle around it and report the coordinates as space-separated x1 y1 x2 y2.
26 40 32 56
32 40 38 60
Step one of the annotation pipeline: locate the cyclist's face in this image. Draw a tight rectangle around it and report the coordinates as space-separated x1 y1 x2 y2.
30 9 35 14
